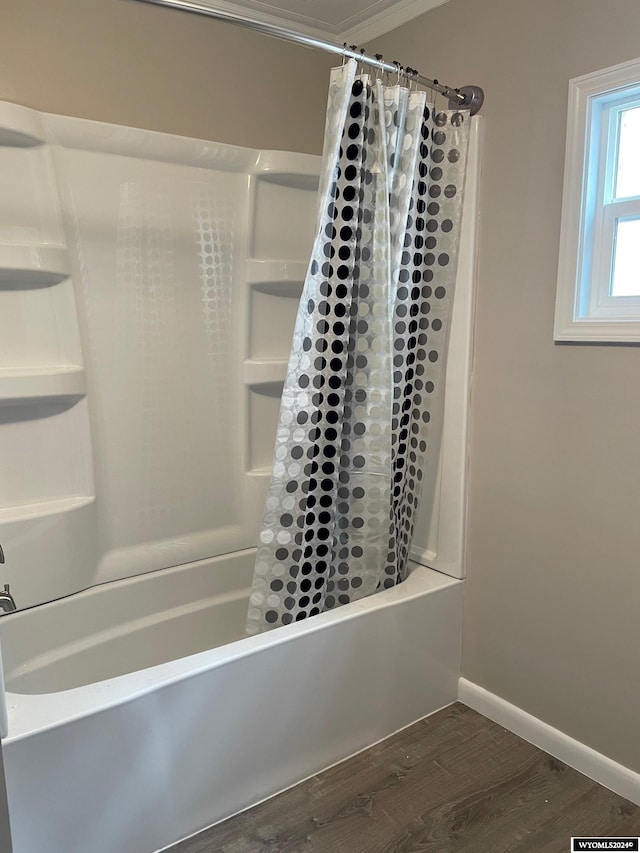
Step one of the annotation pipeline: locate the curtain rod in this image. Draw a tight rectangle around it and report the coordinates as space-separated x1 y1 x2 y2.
132 0 485 115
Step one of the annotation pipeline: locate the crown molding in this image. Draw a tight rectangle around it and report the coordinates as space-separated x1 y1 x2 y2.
194 0 450 45
341 0 449 44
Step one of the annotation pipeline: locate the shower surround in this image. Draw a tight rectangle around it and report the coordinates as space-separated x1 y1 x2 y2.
0 99 481 853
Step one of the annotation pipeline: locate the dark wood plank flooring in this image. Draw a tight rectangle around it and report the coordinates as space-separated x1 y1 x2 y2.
168 703 640 853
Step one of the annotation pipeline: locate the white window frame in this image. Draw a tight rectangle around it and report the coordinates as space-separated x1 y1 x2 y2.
555 57 640 342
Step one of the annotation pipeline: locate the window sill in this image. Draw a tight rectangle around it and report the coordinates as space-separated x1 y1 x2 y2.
553 317 640 343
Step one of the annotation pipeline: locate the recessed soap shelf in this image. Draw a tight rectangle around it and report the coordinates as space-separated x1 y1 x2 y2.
0 495 95 525
0 367 86 404
247 260 307 283
0 245 70 287
0 129 43 148
0 102 46 148
247 260 307 301
247 259 304 362
245 467 272 480
253 151 320 191
243 360 287 387
251 169 319 260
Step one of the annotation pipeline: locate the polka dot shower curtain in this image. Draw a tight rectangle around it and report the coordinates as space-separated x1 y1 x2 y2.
247 59 470 634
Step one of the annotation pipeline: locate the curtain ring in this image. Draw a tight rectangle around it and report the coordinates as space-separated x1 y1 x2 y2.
404 66 412 90
350 44 359 75
341 42 347 68
432 78 440 110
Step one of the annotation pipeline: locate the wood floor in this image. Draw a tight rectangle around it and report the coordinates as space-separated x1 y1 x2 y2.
168 703 640 853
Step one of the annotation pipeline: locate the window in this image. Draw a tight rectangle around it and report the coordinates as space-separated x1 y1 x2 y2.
555 58 640 341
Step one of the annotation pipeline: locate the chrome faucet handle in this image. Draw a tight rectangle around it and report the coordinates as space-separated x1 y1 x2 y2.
0 583 16 613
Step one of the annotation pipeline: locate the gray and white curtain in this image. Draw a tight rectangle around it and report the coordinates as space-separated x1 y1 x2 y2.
247 60 470 635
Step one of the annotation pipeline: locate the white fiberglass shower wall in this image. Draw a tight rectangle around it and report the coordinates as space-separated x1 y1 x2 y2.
0 98 477 613
0 100 322 610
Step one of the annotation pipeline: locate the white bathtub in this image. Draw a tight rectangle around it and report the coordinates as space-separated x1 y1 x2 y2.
0 551 463 853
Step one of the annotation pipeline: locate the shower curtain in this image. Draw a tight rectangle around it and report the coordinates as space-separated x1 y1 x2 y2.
247 59 470 635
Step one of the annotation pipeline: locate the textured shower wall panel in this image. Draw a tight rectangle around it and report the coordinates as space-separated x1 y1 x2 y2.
0 101 97 612
0 99 478 609
0 100 323 608
54 148 249 583
45 118 324 591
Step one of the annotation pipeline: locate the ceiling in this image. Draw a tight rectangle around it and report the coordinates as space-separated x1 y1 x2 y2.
197 0 450 45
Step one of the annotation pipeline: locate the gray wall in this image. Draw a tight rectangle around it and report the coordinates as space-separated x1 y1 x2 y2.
0 0 332 153
376 0 640 773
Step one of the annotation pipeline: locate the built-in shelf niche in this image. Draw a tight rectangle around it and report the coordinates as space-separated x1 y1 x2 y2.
0 101 62 249
0 244 70 285
247 384 283 474
0 398 93 511
249 276 304 361
253 151 320 185
0 368 86 404
245 161 319 485
0 245 82 371
0 155 62 246
0 128 42 148
0 101 45 148
251 160 319 262
0 290 82 369
247 260 307 359
244 360 287 386
0 98 99 612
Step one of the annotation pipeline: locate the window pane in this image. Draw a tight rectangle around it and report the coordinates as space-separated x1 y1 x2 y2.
611 218 640 296
615 107 640 199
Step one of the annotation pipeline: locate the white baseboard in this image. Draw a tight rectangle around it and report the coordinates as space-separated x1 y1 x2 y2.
458 678 640 807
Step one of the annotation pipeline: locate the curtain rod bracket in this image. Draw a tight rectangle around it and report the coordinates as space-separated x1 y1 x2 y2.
453 85 485 114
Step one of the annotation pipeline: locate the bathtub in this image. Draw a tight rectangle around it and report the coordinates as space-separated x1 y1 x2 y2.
0 550 462 853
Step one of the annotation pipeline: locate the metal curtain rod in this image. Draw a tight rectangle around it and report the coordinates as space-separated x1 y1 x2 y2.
133 0 485 114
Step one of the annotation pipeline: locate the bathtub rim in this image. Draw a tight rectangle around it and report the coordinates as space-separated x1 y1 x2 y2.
2 560 460 743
